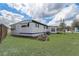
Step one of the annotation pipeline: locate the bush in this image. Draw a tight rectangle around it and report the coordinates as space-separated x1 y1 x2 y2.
46 31 51 35
56 31 62 34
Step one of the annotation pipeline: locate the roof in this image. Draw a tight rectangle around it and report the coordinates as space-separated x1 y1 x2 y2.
0 16 10 28
10 19 48 26
32 20 48 26
0 24 9 28
10 20 32 26
48 25 58 27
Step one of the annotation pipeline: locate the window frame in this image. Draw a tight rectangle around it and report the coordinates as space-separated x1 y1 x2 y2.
21 23 29 28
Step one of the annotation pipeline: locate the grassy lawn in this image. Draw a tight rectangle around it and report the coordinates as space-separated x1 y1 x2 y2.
0 33 79 56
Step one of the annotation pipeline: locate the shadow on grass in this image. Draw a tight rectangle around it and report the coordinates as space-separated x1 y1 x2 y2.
11 35 36 39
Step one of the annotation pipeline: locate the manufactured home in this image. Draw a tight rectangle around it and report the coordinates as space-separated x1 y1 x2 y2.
11 20 49 37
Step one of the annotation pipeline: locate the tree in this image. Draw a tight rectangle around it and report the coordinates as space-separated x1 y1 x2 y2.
72 19 79 32
59 19 66 33
72 19 79 27
66 26 72 32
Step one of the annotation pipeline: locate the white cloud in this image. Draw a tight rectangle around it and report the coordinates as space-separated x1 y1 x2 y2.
0 3 78 26
7 3 33 16
34 18 47 24
76 14 79 20
0 10 23 25
1 3 70 25
30 3 68 18
47 4 77 26
65 20 73 26
26 3 69 24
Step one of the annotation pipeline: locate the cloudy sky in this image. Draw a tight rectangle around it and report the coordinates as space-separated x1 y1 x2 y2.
0 3 79 26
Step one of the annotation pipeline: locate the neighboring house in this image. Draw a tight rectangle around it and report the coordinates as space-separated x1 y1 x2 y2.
65 26 72 33
10 20 49 37
74 27 79 32
0 16 9 40
0 24 8 40
48 26 58 33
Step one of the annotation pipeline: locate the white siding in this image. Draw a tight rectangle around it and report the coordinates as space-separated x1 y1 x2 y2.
74 27 79 32
31 23 44 32
30 23 47 36
11 22 32 36
11 21 49 37
48 26 57 33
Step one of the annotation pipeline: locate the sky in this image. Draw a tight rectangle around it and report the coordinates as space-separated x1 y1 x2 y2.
0 3 79 26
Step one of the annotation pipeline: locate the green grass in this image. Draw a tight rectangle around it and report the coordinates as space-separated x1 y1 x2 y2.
0 33 79 56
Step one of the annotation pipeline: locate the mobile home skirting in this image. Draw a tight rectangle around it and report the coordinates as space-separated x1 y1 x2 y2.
11 32 46 37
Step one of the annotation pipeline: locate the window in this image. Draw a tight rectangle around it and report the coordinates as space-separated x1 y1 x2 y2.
38 24 39 28
35 23 37 27
21 23 29 27
46 26 48 29
28 23 29 27
11 25 16 31
35 23 39 28
51 28 55 32
44 26 48 29
44 26 46 29
21 25 27 27
11 28 15 31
